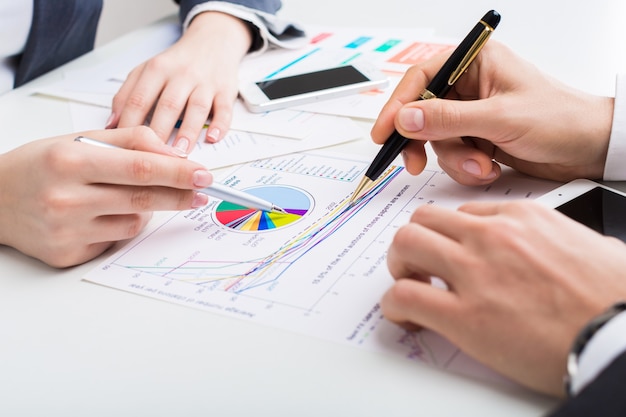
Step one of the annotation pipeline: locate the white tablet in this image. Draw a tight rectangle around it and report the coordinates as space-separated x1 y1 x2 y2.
536 179 626 242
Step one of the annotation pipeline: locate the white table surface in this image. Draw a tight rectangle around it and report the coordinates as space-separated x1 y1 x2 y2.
2 1 624 416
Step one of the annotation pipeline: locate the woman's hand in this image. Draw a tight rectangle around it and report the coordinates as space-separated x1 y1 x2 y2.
109 12 253 153
0 126 213 267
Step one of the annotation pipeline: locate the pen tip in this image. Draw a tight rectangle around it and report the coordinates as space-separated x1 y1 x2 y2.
272 206 288 214
349 176 373 206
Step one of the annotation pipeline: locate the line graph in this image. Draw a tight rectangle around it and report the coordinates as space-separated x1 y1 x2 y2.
84 150 558 384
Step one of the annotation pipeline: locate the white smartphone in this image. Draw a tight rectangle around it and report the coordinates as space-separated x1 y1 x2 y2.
239 62 389 113
536 179 626 242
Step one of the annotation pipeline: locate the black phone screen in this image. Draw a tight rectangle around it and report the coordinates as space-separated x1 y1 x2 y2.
556 186 626 242
256 66 369 100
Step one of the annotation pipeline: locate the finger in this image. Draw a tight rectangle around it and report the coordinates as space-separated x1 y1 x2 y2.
116 68 167 130
400 139 428 175
109 66 143 129
203 90 236 143
381 278 459 332
409 203 484 242
149 81 194 142
387 219 465 287
457 200 507 216
72 143 211 189
174 87 215 149
76 126 189 158
431 138 501 185
40 212 152 267
90 212 153 243
371 54 451 144
50 241 115 268
394 97 507 143
78 185 209 215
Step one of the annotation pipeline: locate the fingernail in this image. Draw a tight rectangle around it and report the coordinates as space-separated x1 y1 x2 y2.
462 159 482 176
485 170 498 180
174 137 190 154
193 170 212 188
191 192 209 208
206 128 221 143
398 108 425 132
105 112 115 129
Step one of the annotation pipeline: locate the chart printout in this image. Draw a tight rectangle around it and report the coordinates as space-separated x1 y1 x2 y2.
84 150 557 386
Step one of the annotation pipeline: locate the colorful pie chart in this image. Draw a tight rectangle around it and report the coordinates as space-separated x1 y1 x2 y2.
214 186 311 231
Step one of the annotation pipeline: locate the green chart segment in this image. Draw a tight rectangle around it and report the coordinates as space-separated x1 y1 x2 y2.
214 186 311 231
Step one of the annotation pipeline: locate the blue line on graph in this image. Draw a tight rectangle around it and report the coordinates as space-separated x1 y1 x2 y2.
264 48 321 80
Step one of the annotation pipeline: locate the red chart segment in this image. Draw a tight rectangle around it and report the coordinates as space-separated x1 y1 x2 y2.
214 186 312 231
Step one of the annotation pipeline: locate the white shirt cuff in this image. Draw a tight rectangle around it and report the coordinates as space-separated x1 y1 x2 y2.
603 73 626 180
571 310 626 394
181 1 307 55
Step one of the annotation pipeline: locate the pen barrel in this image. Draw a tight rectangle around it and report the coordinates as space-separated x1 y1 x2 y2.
427 11 499 97
361 10 500 184
202 183 274 212
365 131 410 180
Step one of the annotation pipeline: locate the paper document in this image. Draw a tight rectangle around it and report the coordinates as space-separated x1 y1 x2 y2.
83 149 558 386
37 24 452 122
67 102 365 170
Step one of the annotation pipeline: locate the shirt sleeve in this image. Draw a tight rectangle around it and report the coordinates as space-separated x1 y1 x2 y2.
603 73 626 180
177 1 306 53
569 311 626 395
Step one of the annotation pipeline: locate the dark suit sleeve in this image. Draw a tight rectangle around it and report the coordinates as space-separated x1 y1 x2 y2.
14 0 104 87
547 350 626 417
171 0 283 52
173 0 282 22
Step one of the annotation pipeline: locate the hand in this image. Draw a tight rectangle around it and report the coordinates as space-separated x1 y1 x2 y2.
380 200 626 396
109 12 253 153
0 127 213 268
371 41 614 185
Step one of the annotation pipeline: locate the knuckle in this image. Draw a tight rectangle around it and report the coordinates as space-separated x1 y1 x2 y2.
42 143 80 173
129 157 155 183
435 101 463 131
125 214 147 238
186 96 213 115
131 125 156 142
157 95 183 113
129 187 156 211
144 55 168 73
126 93 149 111
175 190 193 210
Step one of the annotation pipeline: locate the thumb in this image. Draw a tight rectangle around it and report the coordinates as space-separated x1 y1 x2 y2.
396 97 503 143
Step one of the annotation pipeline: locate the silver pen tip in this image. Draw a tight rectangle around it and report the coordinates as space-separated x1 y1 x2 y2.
272 205 288 214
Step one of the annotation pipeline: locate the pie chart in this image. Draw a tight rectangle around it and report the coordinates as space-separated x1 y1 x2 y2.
214 185 312 231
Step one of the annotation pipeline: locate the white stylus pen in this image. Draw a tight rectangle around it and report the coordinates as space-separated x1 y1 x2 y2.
74 136 287 214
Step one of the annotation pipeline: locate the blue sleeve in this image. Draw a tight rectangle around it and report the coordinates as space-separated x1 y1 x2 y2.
173 0 282 22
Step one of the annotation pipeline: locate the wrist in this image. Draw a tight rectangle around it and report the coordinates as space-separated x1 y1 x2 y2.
604 73 626 180
0 151 13 246
565 301 626 396
185 11 253 58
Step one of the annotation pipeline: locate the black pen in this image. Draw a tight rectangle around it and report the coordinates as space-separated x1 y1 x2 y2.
349 10 501 203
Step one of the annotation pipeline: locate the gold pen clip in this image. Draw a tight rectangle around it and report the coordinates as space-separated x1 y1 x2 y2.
448 20 496 86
